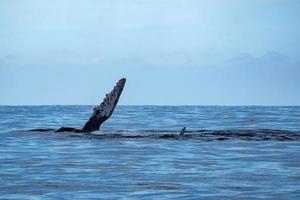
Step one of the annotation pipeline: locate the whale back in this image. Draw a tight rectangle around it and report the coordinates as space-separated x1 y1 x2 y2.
82 78 126 132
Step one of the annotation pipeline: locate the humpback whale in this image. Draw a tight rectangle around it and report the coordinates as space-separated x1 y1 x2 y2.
30 78 186 135
32 78 126 133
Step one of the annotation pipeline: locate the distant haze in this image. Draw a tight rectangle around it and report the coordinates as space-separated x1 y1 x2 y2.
0 0 299 105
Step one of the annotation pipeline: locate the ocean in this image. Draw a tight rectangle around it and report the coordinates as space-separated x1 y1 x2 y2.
1 106 300 199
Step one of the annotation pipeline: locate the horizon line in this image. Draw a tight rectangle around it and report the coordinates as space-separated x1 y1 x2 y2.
0 104 299 107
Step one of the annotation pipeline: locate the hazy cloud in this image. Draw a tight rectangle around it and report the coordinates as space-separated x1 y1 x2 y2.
0 54 22 66
229 52 290 67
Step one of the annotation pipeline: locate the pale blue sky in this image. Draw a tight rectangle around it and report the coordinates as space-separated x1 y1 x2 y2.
0 0 299 105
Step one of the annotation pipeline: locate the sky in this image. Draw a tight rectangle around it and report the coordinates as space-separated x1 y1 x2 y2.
0 0 299 105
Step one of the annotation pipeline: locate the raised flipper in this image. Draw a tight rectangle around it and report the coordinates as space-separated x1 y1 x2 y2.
30 78 126 133
82 78 126 132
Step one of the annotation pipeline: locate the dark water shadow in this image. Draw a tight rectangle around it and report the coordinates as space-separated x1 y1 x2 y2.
27 129 300 141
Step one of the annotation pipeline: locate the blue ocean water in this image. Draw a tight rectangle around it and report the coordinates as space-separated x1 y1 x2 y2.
1 106 300 199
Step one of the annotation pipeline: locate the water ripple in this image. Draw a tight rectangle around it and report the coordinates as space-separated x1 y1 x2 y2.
1 106 300 199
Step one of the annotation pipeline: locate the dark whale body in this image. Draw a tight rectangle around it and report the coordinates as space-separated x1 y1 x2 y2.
31 78 126 133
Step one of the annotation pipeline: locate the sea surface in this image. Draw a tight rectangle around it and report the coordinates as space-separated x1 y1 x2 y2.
0 106 300 199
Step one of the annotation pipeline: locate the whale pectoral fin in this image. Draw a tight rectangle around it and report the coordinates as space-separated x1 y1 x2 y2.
82 78 126 132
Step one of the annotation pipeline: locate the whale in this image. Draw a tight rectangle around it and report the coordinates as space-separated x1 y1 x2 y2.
31 78 126 133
